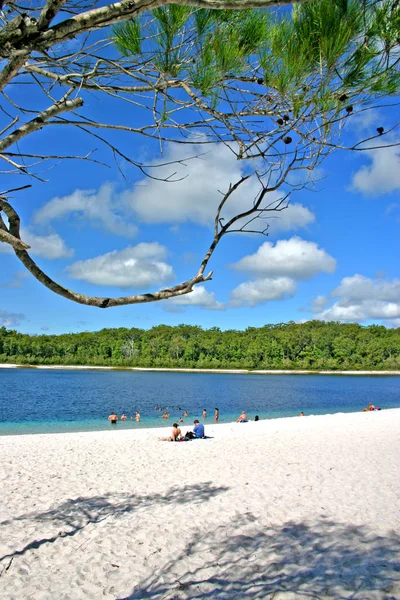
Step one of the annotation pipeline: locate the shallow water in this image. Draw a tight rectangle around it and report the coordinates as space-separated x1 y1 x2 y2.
0 368 399 435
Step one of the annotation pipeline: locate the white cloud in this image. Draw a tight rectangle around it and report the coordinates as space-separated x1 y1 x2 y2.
123 143 315 233
67 243 174 288
166 285 224 310
272 204 315 232
310 295 328 313
386 319 400 329
34 183 138 238
0 310 25 327
230 277 296 307
312 275 400 323
0 229 73 259
350 109 380 133
22 229 74 259
231 237 336 280
352 144 400 195
332 274 400 304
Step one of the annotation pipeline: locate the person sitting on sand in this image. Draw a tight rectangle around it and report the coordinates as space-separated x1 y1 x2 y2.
214 408 219 422
121 413 127 421
237 411 248 423
185 419 205 440
254 415 259 421
108 412 118 424
159 423 182 442
193 419 205 438
363 402 376 412
136 411 141 421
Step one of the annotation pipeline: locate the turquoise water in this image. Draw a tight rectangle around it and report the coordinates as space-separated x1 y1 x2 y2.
0 368 399 435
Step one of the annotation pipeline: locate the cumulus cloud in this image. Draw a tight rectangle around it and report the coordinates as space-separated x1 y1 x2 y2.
230 277 296 307
0 310 25 327
351 144 400 195
166 285 224 310
310 295 329 313
0 229 73 259
34 183 138 238
231 237 336 280
312 274 400 323
22 229 74 259
123 143 315 233
67 243 174 288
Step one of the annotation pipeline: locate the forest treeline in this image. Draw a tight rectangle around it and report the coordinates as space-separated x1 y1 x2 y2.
1 321 400 370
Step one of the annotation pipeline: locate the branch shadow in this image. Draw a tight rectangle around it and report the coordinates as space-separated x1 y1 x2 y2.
0 482 229 563
121 515 400 600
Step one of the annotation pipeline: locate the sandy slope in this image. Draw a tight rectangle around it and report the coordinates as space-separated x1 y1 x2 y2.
0 410 399 599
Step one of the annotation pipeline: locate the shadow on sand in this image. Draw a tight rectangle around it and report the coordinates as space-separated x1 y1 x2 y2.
0 482 229 563
121 515 400 600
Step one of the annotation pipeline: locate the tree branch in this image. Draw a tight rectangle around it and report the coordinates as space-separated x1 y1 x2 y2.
0 97 83 153
0 196 215 308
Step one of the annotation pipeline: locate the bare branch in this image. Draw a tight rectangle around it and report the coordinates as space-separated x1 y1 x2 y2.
0 97 83 153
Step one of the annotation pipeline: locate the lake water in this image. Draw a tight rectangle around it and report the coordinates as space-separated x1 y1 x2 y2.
0 368 399 435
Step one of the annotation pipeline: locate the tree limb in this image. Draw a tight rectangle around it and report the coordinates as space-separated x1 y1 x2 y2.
0 97 83 153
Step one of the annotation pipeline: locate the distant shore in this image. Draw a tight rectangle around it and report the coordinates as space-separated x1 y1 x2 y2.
0 363 399 375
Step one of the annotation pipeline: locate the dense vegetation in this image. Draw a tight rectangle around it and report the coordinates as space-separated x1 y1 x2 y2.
1 322 399 371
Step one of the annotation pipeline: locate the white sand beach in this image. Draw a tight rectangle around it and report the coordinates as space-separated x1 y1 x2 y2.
1 362 400 375
1 410 400 599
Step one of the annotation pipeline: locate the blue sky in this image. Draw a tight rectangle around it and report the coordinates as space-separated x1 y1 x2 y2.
1 62 399 334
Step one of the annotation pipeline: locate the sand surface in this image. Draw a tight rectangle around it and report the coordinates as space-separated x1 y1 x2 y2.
1 410 400 599
1 363 400 375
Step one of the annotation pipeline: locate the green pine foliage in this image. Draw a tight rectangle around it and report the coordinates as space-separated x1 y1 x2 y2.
1 322 399 370
112 0 400 116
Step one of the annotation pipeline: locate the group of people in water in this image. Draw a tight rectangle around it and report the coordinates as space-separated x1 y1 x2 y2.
107 406 263 429
108 402 381 427
108 411 140 424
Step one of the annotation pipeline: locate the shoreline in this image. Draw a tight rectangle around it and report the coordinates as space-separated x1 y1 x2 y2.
1 362 400 375
2 407 400 440
0 406 397 438
1 409 399 599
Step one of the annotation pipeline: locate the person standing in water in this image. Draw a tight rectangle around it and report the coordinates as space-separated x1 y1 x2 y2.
108 412 118 424
136 411 141 421
202 408 207 419
214 408 219 422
